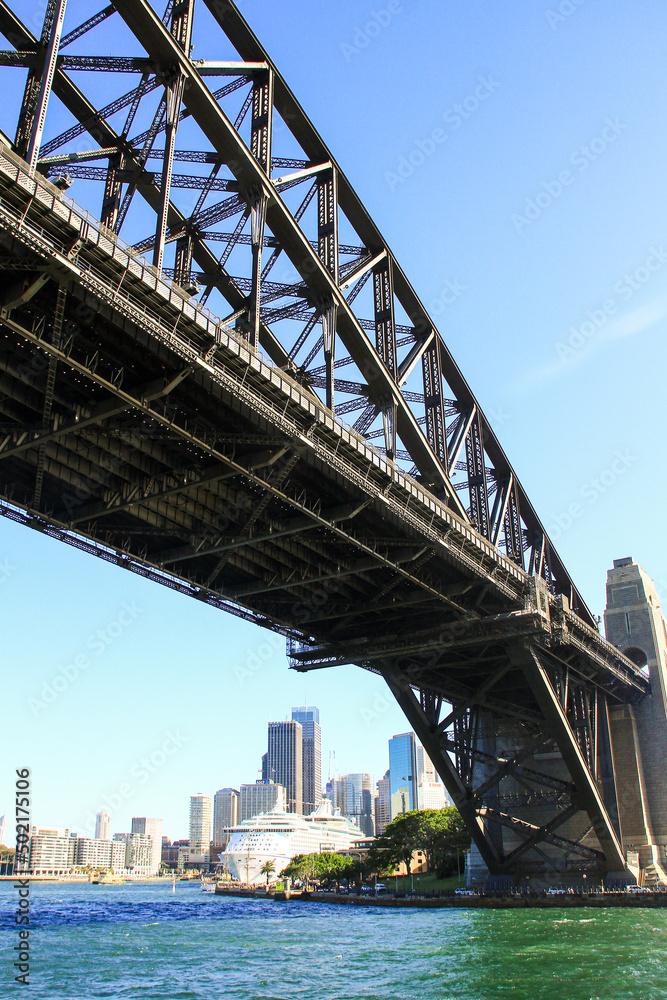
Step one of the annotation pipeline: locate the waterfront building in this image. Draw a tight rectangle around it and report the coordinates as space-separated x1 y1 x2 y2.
291 705 322 815
221 800 367 885
131 817 163 875
189 794 211 853
388 732 418 819
94 811 110 840
114 833 153 876
74 837 125 873
375 770 391 835
239 780 286 821
28 827 75 875
212 788 239 852
266 720 303 813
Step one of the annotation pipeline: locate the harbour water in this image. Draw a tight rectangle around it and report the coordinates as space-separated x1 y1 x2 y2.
1 881 666 998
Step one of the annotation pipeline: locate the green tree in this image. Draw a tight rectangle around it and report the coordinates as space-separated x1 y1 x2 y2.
369 808 470 877
259 860 276 887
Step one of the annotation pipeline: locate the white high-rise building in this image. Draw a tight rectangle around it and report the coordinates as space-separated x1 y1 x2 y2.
0 814 6 846
28 827 75 874
95 811 110 840
189 794 211 853
74 838 125 873
131 817 163 875
114 833 153 876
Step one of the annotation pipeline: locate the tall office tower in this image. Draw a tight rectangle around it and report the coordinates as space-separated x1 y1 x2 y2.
212 788 239 850
239 781 286 821
291 706 322 815
375 770 391 835
416 746 438 783
341 773 375 836
0 814 6 846
261 752 269 780
189 795 211 854
388 732 418 820
605 558 667 873
94 811 110 840
131 817 163 875
267 720 303 813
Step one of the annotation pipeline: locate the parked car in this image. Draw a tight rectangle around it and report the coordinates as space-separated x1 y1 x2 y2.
374 883 387 895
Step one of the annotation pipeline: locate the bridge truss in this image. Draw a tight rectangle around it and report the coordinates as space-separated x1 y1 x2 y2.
0 0 648 882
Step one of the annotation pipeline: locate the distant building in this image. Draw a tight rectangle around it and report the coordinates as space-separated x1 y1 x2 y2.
131 817 163 875
114 833 153 876
161 839 188 868
417 780 450 811
213 788 239 852
332 773 375 836
0 814 5 846
74 837 125 873
416 747 438 784
291 706 322 815
375 770 391 835
189 794 211 854
266 720 303 813
27 827 75 875
94 811 110 840
388 732 417 819
239 780 286 821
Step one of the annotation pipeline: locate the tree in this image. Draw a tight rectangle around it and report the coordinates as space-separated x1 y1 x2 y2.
369 808 470 878
259 860 276 887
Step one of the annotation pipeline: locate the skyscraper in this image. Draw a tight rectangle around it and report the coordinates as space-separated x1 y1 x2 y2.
212 788 239 850
388 732 417 820
131 817 163 875
375 770 391 835
94 811 110 840
291 705 322 815
339 772 374 836
189 794 211 853
239 781 286 821
266 720 303 813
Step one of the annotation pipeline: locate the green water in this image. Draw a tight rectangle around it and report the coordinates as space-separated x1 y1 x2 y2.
1 882 666 998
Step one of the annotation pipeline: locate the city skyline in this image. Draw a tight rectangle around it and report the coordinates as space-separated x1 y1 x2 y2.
3 0 666 851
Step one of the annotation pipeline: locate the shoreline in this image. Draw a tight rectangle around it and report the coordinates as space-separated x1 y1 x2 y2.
215 887 667 909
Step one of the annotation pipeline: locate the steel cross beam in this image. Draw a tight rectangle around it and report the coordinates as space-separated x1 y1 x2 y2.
110 0 466 515
512 644 626 871
199 0 596 625
0 3 291 370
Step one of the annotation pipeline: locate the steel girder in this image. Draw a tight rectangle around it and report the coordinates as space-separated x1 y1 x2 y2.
380 646 625 878
0 0 597 625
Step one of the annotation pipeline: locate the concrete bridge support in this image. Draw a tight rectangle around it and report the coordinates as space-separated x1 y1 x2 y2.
605 558 667 886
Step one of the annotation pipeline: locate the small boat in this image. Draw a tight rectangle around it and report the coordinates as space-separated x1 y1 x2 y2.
201 880 216 892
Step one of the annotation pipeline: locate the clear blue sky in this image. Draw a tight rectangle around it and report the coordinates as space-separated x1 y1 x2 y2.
1 0 666 843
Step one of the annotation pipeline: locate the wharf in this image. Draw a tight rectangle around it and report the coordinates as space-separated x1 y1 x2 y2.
214 887 667 909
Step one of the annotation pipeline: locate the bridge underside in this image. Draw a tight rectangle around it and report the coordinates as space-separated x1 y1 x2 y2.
0 0 652 884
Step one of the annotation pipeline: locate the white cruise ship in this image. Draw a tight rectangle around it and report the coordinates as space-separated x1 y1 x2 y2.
217 800 367 885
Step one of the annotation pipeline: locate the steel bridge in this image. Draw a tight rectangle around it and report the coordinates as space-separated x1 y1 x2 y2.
0 0 653 884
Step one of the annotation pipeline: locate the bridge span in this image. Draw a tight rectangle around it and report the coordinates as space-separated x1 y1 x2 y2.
0 0 664 886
